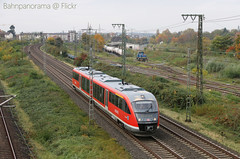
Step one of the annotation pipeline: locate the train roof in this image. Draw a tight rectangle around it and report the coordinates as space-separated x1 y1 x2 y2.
73 67 156 102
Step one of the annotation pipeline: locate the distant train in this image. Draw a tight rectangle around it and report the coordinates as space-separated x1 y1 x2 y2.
104 45 123 56
72 67 160 135
136 51 148 62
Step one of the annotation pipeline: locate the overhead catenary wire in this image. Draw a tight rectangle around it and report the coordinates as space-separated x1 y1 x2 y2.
206 15 240 22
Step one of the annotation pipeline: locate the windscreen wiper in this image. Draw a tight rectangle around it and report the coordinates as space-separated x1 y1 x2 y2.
145 104 152 112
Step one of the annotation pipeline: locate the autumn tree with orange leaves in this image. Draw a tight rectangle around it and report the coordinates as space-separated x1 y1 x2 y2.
94 34 105 52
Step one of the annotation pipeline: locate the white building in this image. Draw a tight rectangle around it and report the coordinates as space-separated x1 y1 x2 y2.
5 32 13 39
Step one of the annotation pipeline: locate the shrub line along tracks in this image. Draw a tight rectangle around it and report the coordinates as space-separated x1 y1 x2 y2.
98 58 240 97
27 44 240 159
0 95 17 159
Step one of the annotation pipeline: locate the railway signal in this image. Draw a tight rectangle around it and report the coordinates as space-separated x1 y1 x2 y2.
182 14 204 105
112 24 126 83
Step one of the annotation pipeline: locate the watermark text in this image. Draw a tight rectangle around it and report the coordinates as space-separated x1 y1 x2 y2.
3 3 77 10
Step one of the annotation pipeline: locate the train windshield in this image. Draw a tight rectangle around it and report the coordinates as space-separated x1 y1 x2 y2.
132 101 158 113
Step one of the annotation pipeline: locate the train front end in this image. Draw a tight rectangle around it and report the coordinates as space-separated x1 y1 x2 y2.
126 91 160 136
133 100 159 134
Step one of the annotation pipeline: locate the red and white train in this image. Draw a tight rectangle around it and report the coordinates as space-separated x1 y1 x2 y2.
72 67 160 135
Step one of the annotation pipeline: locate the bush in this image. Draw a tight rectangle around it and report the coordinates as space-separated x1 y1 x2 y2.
206 61 225 73
221 64 240 78
74 53 88 66
125 51 133 57
30 71 43 79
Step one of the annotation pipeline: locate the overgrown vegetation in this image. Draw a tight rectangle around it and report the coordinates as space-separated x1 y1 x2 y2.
206 61 225 73
44 37 68 57
221 64 240 78
0 41 130 158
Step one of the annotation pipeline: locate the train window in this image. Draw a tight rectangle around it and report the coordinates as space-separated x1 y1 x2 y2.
125 105 131 114
73 72 79 81
114 94 118 106
109 92 117 106
81 77 84 90
105 90 108 106
100 87 104 103
86 79 89 93
109 92 113 103
133 101 158 113
118 98 122 109
109 92 130 114
82 76 89 93
93 83 104 104
123 100 131 114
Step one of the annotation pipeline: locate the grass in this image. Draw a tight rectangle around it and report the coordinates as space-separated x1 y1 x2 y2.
0 57 130 158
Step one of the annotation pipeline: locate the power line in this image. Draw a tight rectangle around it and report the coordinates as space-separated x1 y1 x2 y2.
206 17 240 23
206 15 240 22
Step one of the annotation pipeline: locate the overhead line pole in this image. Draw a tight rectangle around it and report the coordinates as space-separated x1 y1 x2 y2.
74 31 77 57
82 25 97 125
182 14 204 104
186 48 192 122
112 24 126 83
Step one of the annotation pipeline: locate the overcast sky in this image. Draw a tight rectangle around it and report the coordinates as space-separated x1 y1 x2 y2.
0 0 239 34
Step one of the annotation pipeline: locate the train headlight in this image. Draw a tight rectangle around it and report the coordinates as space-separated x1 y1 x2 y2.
154 118 157 121
138 118 141 121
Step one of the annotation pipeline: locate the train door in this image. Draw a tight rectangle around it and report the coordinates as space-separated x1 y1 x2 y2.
105 89 108 110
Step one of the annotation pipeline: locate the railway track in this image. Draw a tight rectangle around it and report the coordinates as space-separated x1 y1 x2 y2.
137 136 183 159
160 115 240 159
27 44 240 159
0 96 17 159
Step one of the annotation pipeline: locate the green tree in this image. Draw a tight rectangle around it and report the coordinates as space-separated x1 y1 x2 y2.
81 33 90 49
211 36 233 51
55 37 63 48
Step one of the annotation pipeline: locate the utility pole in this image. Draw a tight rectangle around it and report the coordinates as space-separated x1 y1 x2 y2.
43 36 46 74
74 31 77 57
112 24 126 83
82 25 97 125
182 14 204 104
186 48 192 122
